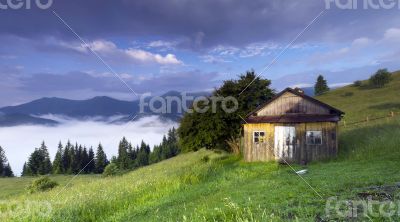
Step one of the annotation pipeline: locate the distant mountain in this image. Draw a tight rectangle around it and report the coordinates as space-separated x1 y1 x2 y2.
301 87 314 96
0 91 210 126
0 96 136 117
0 113 58 127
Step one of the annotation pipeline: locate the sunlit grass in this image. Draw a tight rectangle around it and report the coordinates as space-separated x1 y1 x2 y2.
1 72 400 221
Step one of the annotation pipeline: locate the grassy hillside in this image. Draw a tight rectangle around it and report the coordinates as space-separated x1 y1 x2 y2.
1 72 400 221
0 175 99 200
317 71 400 122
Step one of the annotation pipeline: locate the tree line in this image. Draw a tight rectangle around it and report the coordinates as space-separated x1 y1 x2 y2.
22 141 108 176
20 127 179 176
112 127 179 171
0 146 14 177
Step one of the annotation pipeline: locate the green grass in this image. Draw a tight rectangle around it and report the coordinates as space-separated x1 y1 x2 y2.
1 125 399 222
1 72 400 221
0 175 100 199
317 71 400 122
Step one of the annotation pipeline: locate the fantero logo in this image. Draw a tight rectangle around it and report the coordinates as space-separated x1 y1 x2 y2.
325 0 400 10
0 0 53 10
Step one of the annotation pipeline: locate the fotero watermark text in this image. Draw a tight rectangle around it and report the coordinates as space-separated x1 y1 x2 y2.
0 0 53 10
325 0 400 10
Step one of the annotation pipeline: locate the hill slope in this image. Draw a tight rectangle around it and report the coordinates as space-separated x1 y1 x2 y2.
1 74 400 221
317 71 400 122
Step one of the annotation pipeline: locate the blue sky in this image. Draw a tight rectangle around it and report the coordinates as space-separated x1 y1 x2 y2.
1 0 400 106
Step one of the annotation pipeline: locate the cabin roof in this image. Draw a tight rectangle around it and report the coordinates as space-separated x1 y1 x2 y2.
244 88 344 123
246 114 340 123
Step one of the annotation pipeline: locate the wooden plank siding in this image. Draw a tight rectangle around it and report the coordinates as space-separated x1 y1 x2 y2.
243 122 338 163
243 88 343 164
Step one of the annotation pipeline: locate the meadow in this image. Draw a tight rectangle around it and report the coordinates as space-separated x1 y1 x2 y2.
0 72 399 221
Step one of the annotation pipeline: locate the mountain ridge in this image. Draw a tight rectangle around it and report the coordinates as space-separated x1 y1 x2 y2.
0 91 210 126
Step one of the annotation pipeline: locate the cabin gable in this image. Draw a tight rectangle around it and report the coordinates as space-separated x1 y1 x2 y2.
255 91 331 116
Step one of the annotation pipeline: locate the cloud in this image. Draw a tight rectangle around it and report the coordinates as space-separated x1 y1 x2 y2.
1 0 399 49
200 54 231 63
305 27 400 67
201 41 279 63
0 116 177 176
66 40 183 65
148 40 178 51
383 28 400 42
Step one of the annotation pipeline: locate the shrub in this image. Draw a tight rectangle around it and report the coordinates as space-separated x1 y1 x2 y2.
26 176 58 194
369 69 391 88
200 155 210 163
102 163 119 177
353 80 362 87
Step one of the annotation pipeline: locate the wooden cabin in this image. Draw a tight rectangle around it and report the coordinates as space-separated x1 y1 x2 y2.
243 88 344 164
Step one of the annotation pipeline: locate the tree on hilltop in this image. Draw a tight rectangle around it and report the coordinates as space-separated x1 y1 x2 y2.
314 75 329 96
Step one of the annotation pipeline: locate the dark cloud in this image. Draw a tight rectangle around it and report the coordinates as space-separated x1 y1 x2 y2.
1 0 399 49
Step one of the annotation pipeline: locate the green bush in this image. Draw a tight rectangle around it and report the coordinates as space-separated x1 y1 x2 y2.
200 155 210 163
102 163 119 177
369 69 392 88
26 176 58 194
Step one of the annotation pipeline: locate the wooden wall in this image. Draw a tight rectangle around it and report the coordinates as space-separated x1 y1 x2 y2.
256 92 331 116
243 122 338 163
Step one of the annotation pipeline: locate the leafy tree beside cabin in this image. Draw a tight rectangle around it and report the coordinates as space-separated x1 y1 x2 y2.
178 70 274 152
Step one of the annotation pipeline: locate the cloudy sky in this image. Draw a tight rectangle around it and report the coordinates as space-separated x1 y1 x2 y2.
1 0 400 107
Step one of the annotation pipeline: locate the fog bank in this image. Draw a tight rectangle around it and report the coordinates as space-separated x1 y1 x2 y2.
0 116 178 176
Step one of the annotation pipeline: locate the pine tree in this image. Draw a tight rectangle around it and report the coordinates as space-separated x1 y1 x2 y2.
3 163 13 177
0 146 6 176
22 162 29 176
314 75 330 95
136 140 149 167
81 147 89 173
149 145 162 164
117 137 131 170
21 162 28 176
127 143 137 168
38 141 52 175
26 141 52 175
62 141 73 174
52 142 64 174
69 144 79 174
0 146 13 177
95 143 108 174
87 147 95 173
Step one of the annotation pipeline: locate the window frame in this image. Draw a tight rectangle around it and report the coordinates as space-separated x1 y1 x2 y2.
306 130 323 145
253 131 266 143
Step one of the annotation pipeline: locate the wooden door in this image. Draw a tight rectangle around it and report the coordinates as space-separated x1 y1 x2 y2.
274 126 296 162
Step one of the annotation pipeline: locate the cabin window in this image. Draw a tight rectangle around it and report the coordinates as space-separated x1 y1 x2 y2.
253 131 266 143
306 131 322 145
